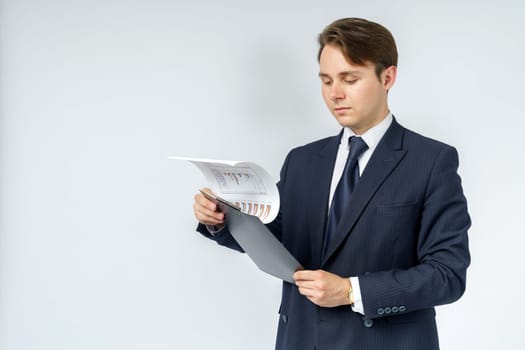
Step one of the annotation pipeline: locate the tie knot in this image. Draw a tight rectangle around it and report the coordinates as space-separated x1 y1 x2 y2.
348 136 368 161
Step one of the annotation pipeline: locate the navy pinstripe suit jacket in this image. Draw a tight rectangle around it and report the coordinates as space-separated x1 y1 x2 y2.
198 118 471 350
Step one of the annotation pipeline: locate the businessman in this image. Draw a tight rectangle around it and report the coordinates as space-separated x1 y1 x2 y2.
193 17 470 350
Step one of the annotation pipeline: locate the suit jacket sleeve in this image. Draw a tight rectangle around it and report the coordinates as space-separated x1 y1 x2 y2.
358 145 471 319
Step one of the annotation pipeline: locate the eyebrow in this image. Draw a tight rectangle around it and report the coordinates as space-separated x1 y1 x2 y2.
318 71 362 79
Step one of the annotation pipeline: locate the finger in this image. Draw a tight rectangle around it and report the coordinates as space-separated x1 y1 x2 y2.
295 280 318 291
193 200 224 225
194 206 224 225
195 193 219 212
195 213 223 226
294 270 321 282
197 203 224 221
293 270 311 281
199 188 222 212
194 192 223 217
195 215 222 226
299 289 326 307
297 286 317 298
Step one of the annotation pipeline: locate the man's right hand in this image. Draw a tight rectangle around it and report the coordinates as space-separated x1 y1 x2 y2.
193 189 225 228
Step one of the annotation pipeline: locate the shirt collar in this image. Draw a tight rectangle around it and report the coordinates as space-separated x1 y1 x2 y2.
341 112 393 150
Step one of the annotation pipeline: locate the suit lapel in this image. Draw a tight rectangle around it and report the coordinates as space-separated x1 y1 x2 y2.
322 119 407 265
308 133 340 267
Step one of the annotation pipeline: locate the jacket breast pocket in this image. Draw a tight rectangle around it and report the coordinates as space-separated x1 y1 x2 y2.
375 201 419 217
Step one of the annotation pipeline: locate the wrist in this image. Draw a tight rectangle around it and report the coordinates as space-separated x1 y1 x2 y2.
347 278 354 305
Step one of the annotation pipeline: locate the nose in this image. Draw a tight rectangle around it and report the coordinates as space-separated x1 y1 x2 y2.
329 82 345 101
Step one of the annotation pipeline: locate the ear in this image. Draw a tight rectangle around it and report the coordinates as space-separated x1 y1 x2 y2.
382 65 397 91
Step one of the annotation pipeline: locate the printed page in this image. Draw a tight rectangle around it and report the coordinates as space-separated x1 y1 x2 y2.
170 156 280 224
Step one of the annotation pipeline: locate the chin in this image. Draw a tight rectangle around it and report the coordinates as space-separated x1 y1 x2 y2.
334 116 359 128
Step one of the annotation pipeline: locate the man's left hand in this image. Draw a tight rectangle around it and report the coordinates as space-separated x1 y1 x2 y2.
293 270 351 308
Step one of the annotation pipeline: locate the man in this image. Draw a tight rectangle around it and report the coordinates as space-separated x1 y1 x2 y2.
193 18 470 350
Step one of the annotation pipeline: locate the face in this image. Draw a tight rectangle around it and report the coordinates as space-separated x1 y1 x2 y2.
319 44 396 135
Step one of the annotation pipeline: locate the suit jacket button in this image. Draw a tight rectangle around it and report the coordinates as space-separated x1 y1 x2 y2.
399 306 406 312
281 314 288 324
392 306 399 313
377 308 385 315
384 307 392 314
363 319 374 328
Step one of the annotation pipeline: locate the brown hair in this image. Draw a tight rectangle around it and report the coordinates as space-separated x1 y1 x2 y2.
318 18 398 78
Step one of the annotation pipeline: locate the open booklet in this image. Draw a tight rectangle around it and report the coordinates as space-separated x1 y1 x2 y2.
169 157 279 224
171 156 303 282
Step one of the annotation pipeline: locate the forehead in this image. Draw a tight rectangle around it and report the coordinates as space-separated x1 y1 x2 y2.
319 44 374 77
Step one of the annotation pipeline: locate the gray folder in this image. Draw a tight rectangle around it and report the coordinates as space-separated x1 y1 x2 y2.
201 191 303 283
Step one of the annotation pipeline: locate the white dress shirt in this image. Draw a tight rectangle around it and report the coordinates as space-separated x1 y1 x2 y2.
329 113 393 314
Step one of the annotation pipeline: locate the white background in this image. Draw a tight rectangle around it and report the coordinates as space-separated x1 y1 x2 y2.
1 0 524 349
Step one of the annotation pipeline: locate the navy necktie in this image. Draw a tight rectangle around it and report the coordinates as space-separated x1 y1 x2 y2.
322 136 369 259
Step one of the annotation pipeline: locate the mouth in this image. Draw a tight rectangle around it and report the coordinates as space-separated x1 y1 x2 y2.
334 107 351 113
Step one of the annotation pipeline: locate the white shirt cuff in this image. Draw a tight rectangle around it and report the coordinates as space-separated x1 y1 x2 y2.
206 224 224 235
350 276 364 315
